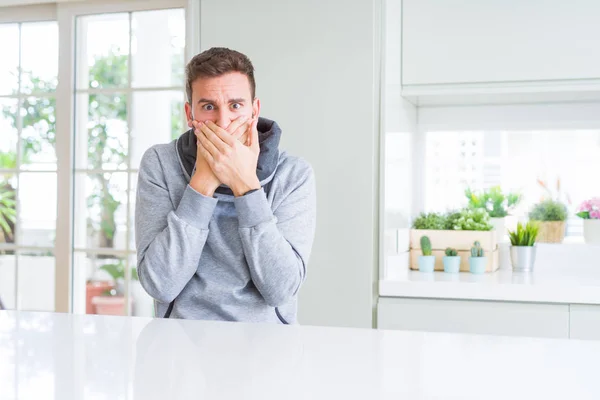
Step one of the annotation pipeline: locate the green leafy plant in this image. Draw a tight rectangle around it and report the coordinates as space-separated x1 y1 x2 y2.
420 236 432 256
465 186 521 218
98 261 139 296
508 221 539 246
0 187 17 241
470 241 484 258
529 199 568 222
450 208 493 231
445 248 458 257
412 212 447 230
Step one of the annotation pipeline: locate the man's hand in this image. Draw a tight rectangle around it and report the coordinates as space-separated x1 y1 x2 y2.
196 117 261 197
189 116 250 197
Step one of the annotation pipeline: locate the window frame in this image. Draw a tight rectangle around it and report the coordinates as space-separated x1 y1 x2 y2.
51 0 192 314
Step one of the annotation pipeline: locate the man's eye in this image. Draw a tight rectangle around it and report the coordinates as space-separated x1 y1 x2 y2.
231 103 241 110
203 104 214 111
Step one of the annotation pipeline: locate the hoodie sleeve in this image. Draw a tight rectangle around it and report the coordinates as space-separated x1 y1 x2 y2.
135 147 218 304
234 162 316 307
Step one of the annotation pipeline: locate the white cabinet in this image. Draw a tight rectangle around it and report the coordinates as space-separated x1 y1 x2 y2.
378 298 570 339
402 0 600 86
570 305 600 340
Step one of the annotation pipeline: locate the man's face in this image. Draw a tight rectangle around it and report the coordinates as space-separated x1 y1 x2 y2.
185 72 260 143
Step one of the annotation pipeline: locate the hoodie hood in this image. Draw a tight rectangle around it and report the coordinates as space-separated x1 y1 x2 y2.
176 117 282 196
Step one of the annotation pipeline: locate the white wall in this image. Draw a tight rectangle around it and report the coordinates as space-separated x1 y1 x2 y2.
402 0 600 86
381 0 417 281
199 0 380 328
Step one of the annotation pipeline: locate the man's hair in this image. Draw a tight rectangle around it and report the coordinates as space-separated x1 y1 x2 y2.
185 47 256 103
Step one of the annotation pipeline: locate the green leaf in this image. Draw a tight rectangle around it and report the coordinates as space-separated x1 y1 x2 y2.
576 211 590 219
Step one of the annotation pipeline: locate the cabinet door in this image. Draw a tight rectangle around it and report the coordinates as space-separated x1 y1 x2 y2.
402 0 600 86
570 305 600 340
378 298 569 339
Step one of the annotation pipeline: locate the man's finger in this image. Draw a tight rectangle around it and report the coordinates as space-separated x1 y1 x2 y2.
250 117 260 151
232 119 252 141
196 136 216 166
226 115 249 136
199 122 229 154
196 128 221 158
205 121 236 147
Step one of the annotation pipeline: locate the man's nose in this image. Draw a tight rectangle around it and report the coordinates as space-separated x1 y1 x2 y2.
216 110 232 130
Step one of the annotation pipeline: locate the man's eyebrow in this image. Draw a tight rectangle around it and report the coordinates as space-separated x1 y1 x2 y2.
196 98 246 104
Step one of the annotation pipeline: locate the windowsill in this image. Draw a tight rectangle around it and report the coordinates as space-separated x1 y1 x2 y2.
381 241 600 305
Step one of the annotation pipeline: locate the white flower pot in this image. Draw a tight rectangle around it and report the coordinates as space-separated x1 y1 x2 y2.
583 219 600 245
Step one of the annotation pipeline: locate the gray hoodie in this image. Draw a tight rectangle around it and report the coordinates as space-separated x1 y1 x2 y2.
135 117 316 324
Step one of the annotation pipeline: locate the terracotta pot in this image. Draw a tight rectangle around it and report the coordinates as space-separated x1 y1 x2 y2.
86 281 114 314
536 221 566 243
92 296 129 316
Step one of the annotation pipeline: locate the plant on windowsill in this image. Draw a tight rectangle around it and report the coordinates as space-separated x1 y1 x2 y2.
418 236 435 272
91 261 138 316
465 186 521 240
508 221 539 272
528 199 568 244
410 208 498 272
443 247 460 273
469 241 487 274
576 197 600 245
0 152 18 253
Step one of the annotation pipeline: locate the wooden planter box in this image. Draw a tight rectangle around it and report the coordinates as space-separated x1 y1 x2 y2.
409 229 499 272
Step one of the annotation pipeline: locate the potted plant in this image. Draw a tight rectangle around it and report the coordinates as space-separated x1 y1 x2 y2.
410 208 499 272
465 186 521 239
418 236 435 272
91 262 137 316
443 248 460 273
469 241 487 274
0 185 16 246
576 197 600 245
508 221 539 272
529 199 568 243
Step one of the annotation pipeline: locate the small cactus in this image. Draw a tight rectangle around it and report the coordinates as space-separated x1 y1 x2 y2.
420 236 432 256
471 241 484 258
445 247 458 257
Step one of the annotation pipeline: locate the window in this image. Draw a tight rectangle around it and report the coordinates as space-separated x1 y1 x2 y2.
0 21 58 311
71 8 186 317
424 129 600 237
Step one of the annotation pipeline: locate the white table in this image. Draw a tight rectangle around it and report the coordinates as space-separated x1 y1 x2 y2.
1 311 599 399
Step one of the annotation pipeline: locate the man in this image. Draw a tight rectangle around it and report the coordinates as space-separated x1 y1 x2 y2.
135 47 316 324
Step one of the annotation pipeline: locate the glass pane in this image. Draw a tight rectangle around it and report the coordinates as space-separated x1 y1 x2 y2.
75 93 128 170
128 254 154 317
0 251 16 309
131 8 185 88
73 173 128 250
0 99 19 169
130 91 184 169
75 252 128 315
0 174 18 248
425 130 600 237
0 24 19 95
18 172 56 247
20 97 57 171
77 13 129 89
21 21 58 94
128 172 138 251
18 251 55 311
0 315 16 399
